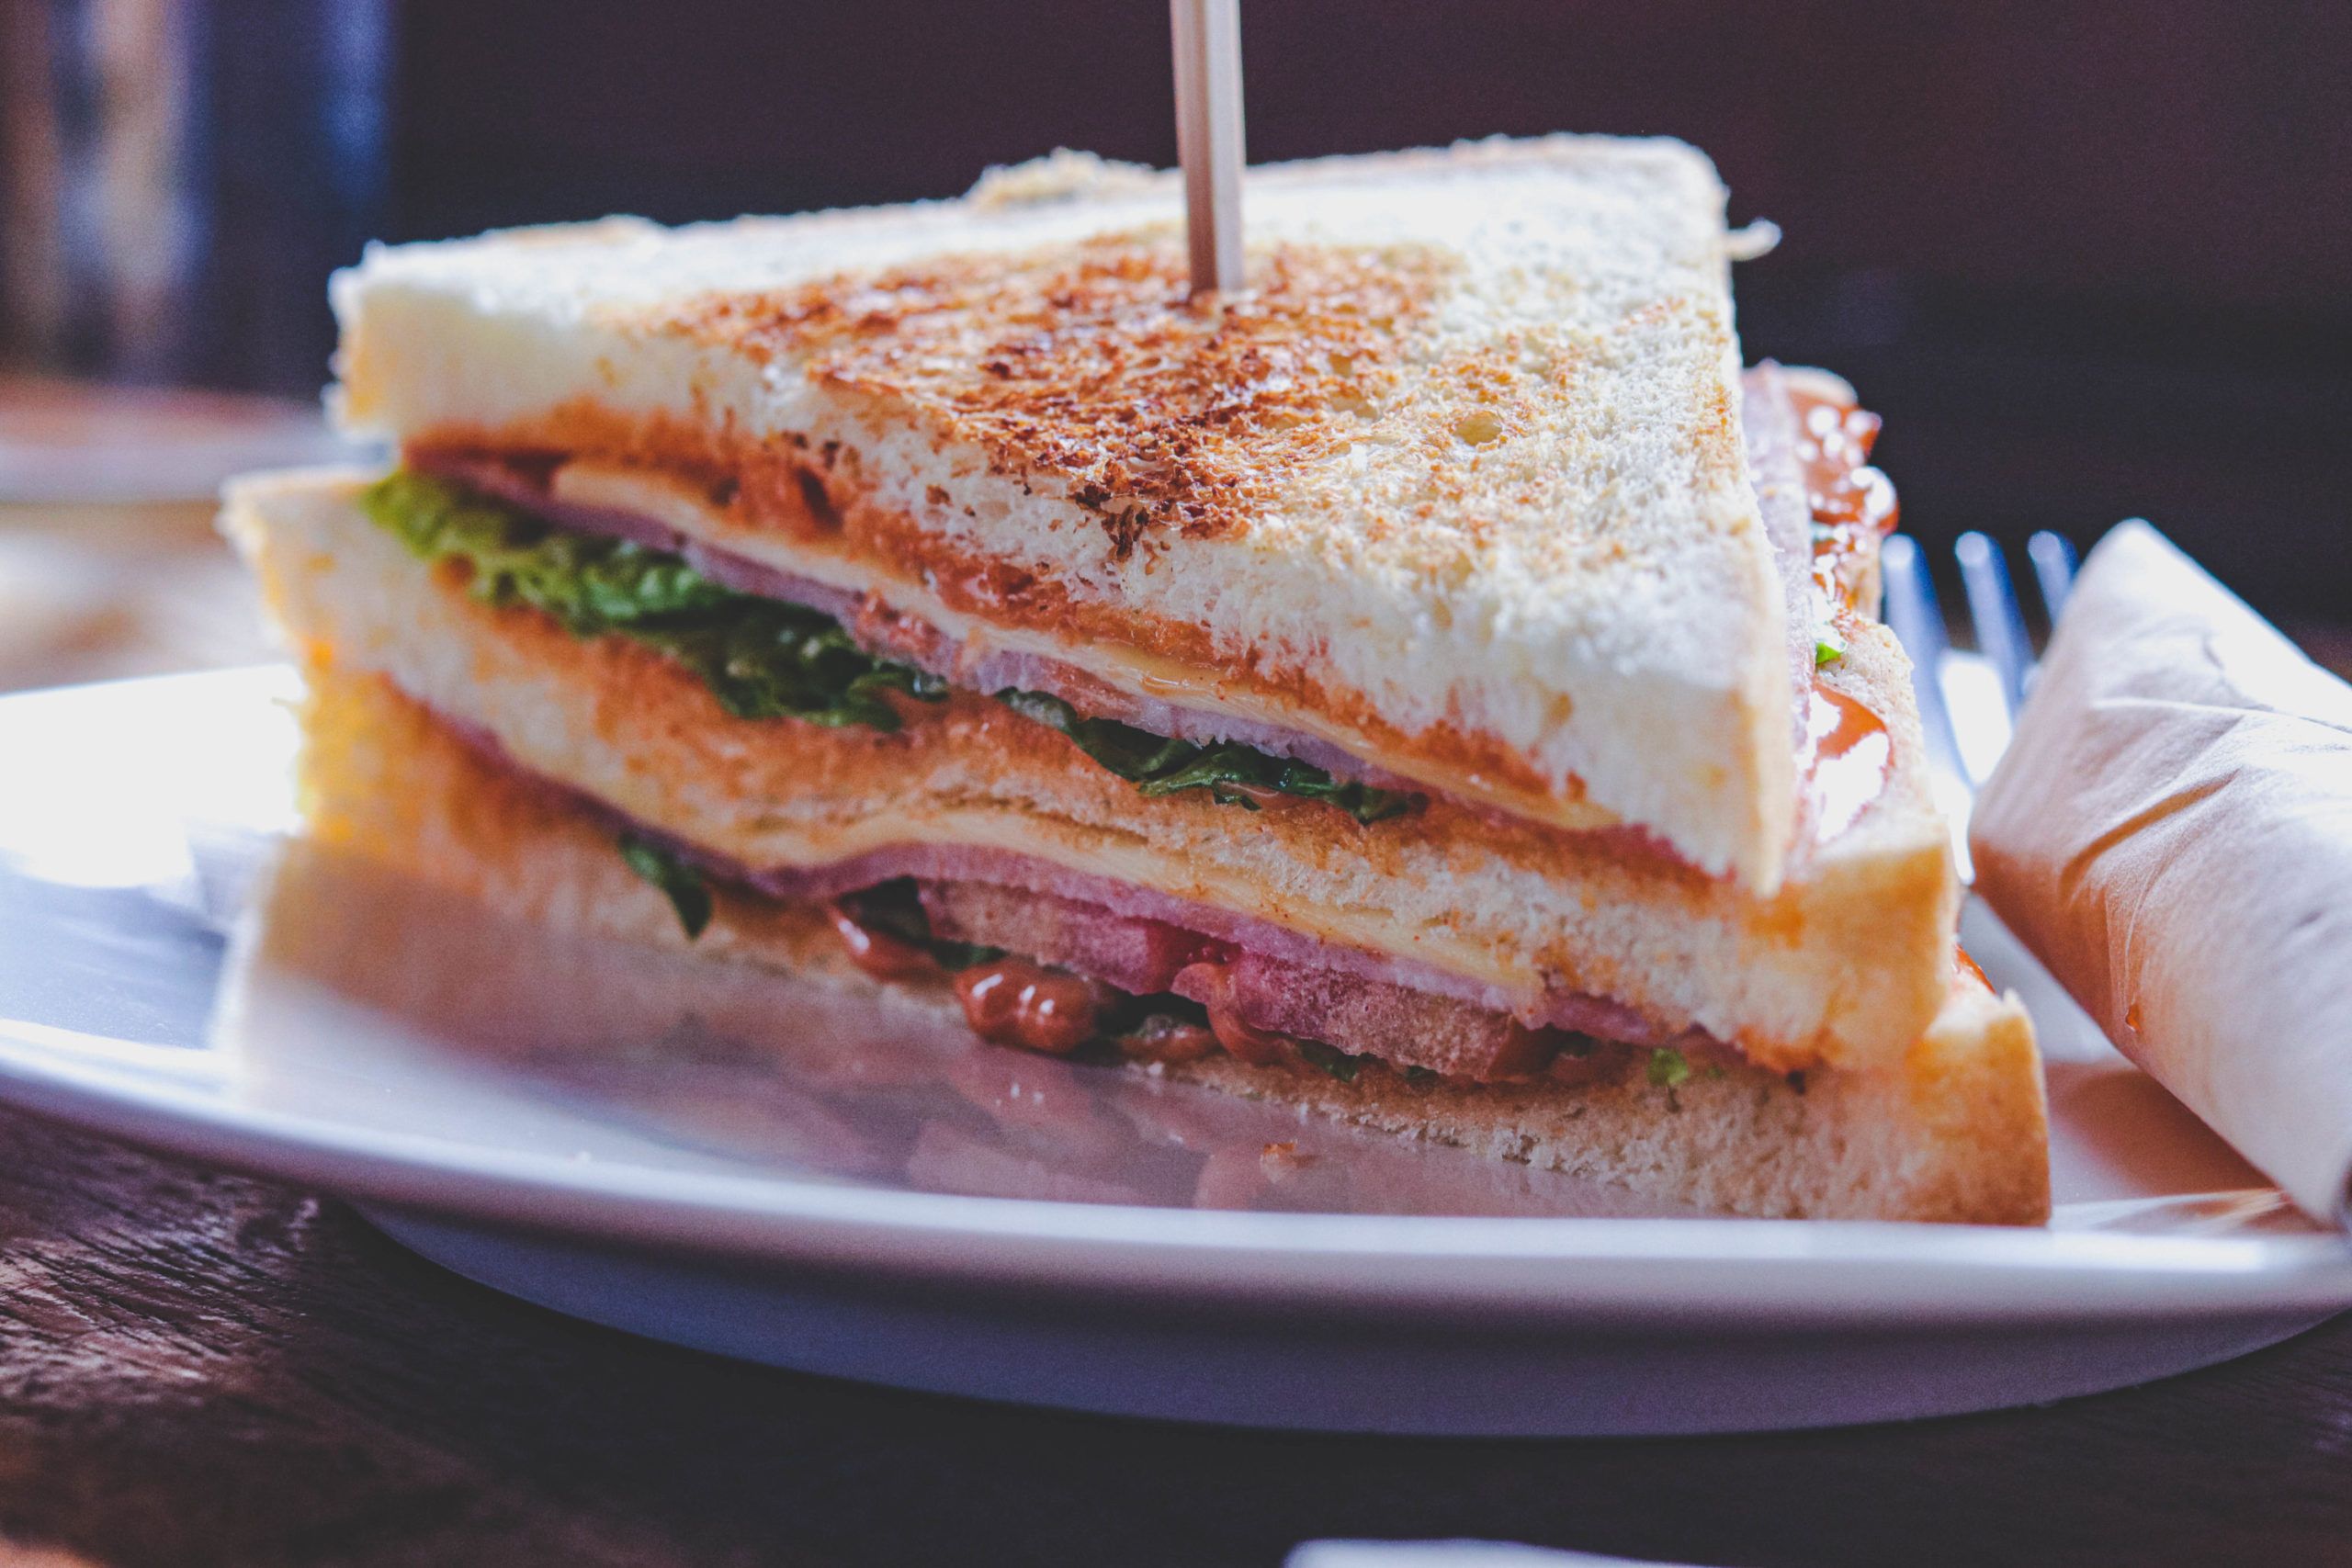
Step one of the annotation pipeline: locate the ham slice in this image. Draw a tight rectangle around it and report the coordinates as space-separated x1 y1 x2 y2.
922 877 1580 1082
434 698 1703 1061
414 451 1432 800
1174 952 1556 1080
919 879 1207 995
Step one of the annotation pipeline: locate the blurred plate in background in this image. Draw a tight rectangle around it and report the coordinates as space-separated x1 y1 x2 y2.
0 376 364 505
0 377 376 690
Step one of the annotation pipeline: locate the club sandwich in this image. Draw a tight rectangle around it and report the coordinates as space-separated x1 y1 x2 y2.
228 137 2049 1221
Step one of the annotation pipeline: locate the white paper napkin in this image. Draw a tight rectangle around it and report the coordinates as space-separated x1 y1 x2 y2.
1972 520 2352 1221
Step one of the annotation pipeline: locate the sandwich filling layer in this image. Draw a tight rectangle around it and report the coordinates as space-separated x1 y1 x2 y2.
390 366 1892 848
426 705 1730 1083
277 661 2050 1225
228 455 1957 1074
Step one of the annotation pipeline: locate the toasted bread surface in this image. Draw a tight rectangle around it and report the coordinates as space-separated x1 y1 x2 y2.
332 137 1798 885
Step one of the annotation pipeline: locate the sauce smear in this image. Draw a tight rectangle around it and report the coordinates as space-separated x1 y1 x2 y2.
1788 378 1898 615
1786 373 1899 839
1800 682 1894 841
954 958 1107 1055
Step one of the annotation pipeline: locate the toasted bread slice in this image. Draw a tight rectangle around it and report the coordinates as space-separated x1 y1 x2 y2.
278 655 2048 1224
229 468 1956 1071
330 137 1801 886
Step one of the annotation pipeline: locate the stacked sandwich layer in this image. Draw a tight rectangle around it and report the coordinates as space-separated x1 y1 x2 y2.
230 136 2049 1222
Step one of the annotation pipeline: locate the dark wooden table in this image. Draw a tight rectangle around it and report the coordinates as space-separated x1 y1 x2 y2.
0 1107 2346 1567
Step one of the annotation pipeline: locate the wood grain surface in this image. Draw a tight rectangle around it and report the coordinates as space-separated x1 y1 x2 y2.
0 1107 2345 1567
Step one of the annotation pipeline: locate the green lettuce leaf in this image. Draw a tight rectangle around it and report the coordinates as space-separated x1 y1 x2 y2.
1295 1039 1365 1082
362 470 944 730
365 469 1420 821
616 832 714 940
831 880 1004 972
996 690 1419 825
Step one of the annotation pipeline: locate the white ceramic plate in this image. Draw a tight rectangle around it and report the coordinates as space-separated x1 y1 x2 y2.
0 668 2346 1435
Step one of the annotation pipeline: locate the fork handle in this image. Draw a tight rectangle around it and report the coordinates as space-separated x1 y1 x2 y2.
1879 534 1969 785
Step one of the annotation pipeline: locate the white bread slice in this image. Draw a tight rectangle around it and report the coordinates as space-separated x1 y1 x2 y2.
276 655 2048 1225
228 468 1956 1072
329 137 1800 888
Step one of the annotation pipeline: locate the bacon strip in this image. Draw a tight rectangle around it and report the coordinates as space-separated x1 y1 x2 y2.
776 843 1680 1043
430 703 1706 1053
921 875 1598 1080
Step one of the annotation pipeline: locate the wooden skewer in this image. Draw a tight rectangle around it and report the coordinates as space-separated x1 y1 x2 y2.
1170 0 1246 296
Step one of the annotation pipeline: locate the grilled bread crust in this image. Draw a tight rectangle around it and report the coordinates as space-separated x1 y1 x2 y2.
330 137 1799 886
280 655 2048 1225
231 468 1955 1072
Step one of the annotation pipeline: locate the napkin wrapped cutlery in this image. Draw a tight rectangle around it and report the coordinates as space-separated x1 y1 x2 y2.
1973 520 2352 1223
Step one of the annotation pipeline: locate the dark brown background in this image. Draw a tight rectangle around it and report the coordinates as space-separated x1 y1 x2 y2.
6 0 2349 621
393 0 2352 626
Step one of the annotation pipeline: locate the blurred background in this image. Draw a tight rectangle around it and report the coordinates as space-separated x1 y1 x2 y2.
1 0 2346 689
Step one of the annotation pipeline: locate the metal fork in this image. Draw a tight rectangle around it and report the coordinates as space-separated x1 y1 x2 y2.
1886 526 2352 1240
1879 528 2081 877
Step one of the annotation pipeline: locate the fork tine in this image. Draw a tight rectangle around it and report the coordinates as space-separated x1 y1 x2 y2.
1879 534 1967 783
1956 532 2033 718
2027 530 2078 625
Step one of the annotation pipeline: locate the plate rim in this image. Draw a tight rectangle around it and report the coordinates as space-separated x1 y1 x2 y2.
6 666 2352 1333
3 1015 2350 1331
